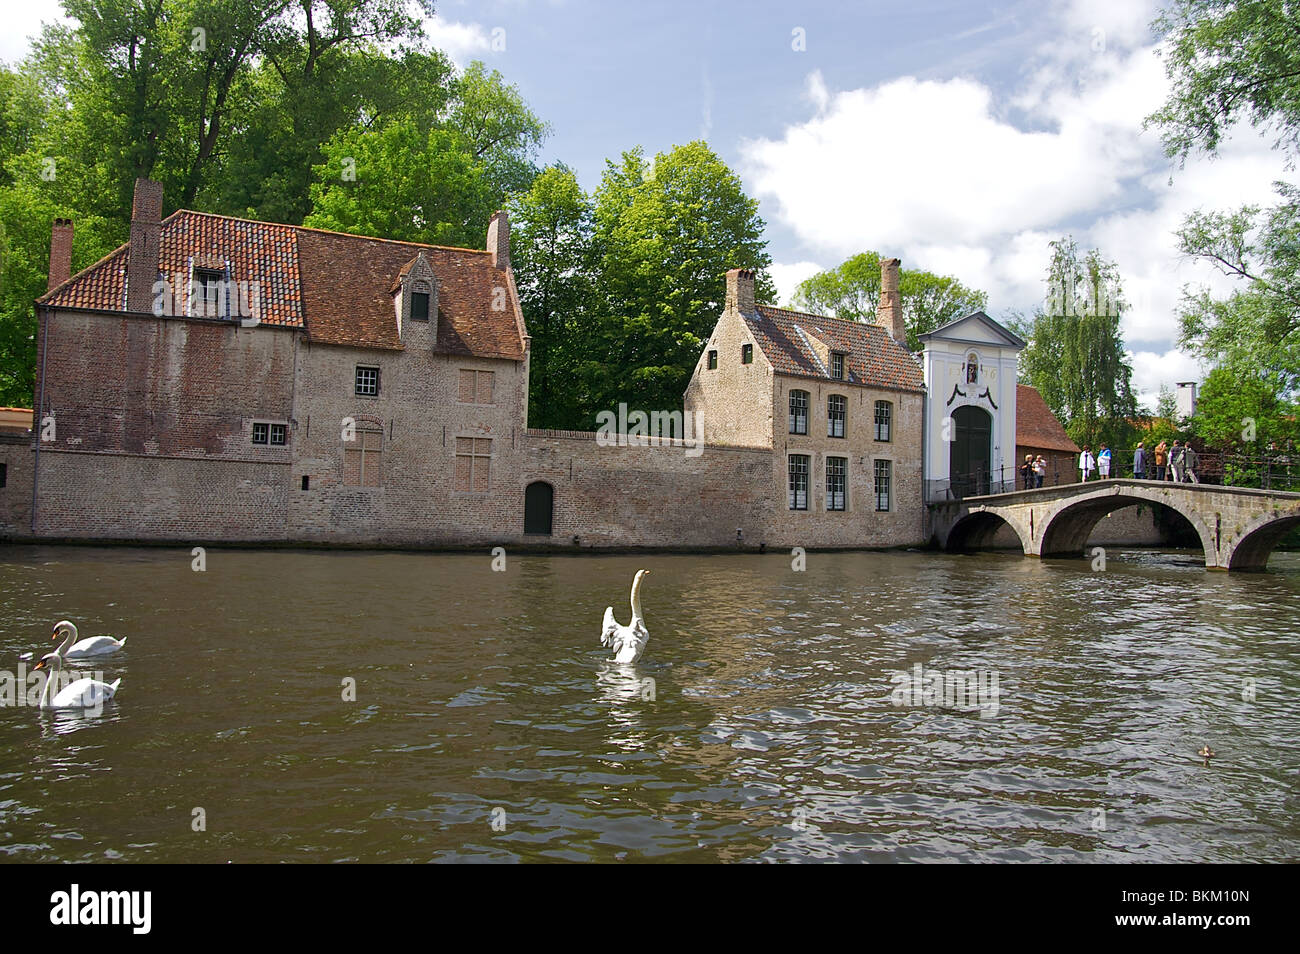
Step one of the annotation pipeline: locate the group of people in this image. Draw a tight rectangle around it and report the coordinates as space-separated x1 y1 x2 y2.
1020 454 1048 489
1141 439 1200 483
1076 440 1200 483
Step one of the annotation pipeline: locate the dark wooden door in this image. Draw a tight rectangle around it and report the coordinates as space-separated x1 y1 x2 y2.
951 406 992 496
524 481 553 535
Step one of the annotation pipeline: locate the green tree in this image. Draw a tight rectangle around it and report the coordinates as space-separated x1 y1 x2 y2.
1015 237 1138 451
1174 183 1300 388
1147 0 1300 163
304 61 545 247
508 165 597 429
1191 366 1300 486
791 251 988 351
1148 0 1300 401
587 141 772 419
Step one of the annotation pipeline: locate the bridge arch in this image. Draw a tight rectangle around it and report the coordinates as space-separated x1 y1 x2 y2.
945 508 1031 554
1038 489 1215 561
1223 511 1300 571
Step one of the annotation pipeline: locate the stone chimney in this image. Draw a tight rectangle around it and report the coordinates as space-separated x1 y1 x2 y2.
487 210 510 270
126 177 163 314
876 257 906 344
726 268 756 315
47 218 74 291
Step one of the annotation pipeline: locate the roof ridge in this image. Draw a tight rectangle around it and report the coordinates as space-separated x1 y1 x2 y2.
758 302 881 330
176 209 491 255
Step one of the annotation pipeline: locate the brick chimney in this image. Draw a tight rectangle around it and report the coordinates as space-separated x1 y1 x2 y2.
726 268 756 315
487 210 510 270
47 218 74 291
126 177 163 314
877 257 906 344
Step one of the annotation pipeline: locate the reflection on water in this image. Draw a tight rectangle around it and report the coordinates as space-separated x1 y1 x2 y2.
0 544 1297 862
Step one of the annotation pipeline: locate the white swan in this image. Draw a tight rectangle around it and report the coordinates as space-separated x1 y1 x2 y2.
601 569 650 664
52 620 126 659
34 651 121 710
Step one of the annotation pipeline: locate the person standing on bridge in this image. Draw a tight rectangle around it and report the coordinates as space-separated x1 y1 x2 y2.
1098 445 1112 479
1079 446 1096 481
1169 440 1185 483
1183 442 1200 483
1134 442 1146 479
1021 455 1034 490
1034 455 1047 488
1155 440 1168 481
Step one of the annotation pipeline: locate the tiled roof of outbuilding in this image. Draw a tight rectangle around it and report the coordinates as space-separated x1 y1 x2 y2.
1016 384 1079 453
37 211 526 360
748 305 925 393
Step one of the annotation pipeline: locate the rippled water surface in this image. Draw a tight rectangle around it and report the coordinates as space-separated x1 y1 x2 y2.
0 544 1296 862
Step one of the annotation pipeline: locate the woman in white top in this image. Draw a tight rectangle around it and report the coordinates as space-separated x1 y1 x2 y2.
1079 446 1096 481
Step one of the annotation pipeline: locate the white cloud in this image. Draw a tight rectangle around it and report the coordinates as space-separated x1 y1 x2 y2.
424 17 494 67
740 0 1290 400
768 261 824 307
0 0 67 65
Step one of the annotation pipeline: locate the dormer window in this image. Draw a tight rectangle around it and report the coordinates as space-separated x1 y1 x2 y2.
830 352 845 380
193 267 226 318
393 253 437 342
411 284 430 322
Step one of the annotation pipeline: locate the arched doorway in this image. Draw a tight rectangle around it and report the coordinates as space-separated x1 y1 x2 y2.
950 405 992 497
524 481 554 535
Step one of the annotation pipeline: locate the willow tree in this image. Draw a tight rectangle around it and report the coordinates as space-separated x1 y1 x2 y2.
1016 238 1138 451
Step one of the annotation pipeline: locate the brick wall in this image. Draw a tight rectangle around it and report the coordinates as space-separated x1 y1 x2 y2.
286 314 532 544
767 378 926 547
30 306 296 539
519 430 773 547
0 435 34 537
684 305 773 448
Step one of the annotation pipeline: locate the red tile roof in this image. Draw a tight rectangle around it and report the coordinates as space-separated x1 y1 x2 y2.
1016 384 1079 453
37 211 526 360
748 305 925 393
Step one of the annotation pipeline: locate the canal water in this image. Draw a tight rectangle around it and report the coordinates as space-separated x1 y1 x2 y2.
0 544 1295 863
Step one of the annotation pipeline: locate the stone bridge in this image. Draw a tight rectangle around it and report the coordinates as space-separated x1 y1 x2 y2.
928 479 1300 571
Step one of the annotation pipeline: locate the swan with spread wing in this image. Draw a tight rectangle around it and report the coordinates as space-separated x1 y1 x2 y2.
601 569 650 664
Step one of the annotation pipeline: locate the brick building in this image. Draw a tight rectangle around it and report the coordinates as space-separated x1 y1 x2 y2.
0 177 1072 550
1015 384 1080 487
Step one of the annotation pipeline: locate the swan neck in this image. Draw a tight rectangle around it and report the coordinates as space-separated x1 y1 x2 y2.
58 624 75 653
39 661 55 709
630 573 645 622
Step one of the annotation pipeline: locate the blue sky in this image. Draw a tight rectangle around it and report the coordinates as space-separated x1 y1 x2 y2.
5 0 1291 407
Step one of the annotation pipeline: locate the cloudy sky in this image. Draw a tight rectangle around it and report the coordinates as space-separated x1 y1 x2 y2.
4 0 1289 408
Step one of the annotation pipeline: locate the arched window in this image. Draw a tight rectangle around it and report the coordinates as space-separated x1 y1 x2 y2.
874 400 892 442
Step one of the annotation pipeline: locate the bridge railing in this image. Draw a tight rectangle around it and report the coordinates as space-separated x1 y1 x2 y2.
931 449 1300 502
929 463 1072 502
1103 448 1300 492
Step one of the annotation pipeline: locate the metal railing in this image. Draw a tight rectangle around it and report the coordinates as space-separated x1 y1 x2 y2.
931 449 1300 501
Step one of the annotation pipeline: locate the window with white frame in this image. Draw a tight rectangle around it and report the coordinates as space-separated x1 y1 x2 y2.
355 366 380 397
828 394 846 438
875 459 892 512
789 390 809 434
826 456 846 511
874 400 892 442
788 455 809 510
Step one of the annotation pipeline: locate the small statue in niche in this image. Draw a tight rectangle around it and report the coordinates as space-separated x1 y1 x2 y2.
966 354 979 383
